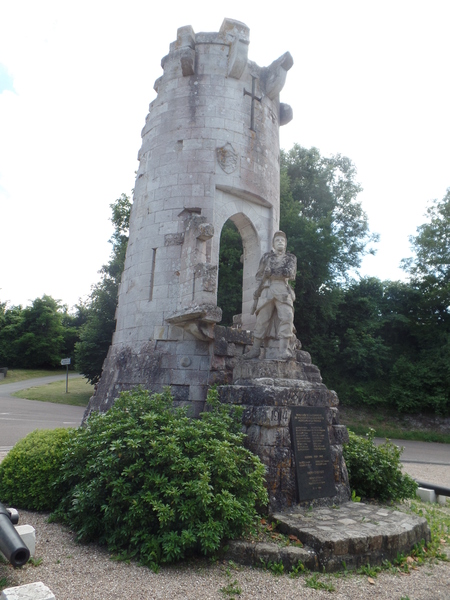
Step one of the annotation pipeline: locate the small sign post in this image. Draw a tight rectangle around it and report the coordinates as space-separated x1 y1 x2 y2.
60 358 71 393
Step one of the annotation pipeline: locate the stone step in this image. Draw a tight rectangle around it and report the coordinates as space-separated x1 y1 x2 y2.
272 502 430 571
218 383 338 407
233 358 321 383
226 502 430 573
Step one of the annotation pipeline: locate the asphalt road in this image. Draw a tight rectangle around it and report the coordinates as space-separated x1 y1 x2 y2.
375 437 450 466
0 375 86 449
0 377 448 476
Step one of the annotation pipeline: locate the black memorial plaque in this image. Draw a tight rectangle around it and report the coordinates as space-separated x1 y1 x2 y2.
290 406 336 502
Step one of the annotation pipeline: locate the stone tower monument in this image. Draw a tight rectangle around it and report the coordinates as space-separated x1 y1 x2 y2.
85 19 294 418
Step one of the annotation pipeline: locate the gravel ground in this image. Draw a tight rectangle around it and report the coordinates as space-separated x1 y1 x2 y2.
1 507 449 600
1 457 449 599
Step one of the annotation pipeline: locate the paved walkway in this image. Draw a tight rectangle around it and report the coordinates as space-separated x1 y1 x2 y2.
374 437 450 488
0 374 86 448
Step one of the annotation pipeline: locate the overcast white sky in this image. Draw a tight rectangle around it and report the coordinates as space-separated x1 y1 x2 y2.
1 1 449 310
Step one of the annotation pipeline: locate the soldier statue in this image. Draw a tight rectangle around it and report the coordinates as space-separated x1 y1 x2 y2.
244 231 297 360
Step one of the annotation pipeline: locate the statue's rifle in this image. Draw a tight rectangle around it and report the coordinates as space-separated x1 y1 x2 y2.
250 269 270 315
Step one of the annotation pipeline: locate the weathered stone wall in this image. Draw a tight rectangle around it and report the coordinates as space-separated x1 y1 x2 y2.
215 335 350 510
85 19 293 418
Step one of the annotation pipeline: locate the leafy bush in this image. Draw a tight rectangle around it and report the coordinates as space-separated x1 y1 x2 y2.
53 387 267 568
343 429 418 502
0 428 71 510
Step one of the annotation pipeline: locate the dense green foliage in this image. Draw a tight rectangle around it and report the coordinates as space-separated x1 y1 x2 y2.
343 429 418 502
319 192 450 415
280 145 378 362
1 148 448 416
217 146 449 416
217 220 243 325
0 428 71 510
0 296 78 368
75 193 131 383
53 387 267 568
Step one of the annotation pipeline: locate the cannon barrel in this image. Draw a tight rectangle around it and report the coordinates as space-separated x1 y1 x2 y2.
0 502 30 567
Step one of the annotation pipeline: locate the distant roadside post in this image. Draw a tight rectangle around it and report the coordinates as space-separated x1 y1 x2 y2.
61 358 71 393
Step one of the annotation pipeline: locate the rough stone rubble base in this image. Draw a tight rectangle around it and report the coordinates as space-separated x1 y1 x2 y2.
218 349 351 511
0 582 55 600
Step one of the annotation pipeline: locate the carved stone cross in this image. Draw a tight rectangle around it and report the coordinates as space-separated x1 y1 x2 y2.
243 76 262 132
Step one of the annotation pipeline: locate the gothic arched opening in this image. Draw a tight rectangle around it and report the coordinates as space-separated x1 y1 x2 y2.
217 219 243 326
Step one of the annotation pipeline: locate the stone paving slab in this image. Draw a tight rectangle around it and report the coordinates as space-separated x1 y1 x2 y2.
272 501 430 571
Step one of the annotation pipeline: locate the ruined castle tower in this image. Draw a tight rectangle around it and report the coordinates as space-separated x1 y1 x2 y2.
85 19 293 417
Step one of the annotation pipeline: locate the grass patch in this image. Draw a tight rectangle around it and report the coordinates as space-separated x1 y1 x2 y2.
340 406 450 444
12 378 93 406
0 369 64 385
407 499 450 561
358 426 450 444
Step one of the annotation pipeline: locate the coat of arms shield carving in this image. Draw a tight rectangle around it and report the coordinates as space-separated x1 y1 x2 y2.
216 142 238 174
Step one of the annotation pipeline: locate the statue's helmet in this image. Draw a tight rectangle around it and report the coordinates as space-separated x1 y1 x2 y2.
272 231 287 244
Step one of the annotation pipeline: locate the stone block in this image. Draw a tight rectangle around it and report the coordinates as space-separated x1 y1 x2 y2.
0 583 55 600
153 326 168 340
169 369 209 386
209 370 231 386
15 525 35 557
246 424 261 447
254 542 280 565
329 425 349 445
210 354 226 370
167 325 184 341
174 340 210 356
214 338 229 356
225 357 237 370
259 427 284 447
164 233 184 246
417 487 436 503
250 406 291 428
225 540 255 566
214 325 253 345
170 385 190 402
280 545 317 571
233 359 310 382
0 525 35 565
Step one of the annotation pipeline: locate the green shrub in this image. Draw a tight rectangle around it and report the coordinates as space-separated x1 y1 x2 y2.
53 387 267 568
0 428 71 510
343 428 418 502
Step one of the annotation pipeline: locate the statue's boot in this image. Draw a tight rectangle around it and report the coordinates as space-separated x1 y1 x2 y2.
278 337 292 360
243 338 262 359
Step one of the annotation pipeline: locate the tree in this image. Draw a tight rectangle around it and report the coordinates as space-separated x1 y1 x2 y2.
395 189 450 414
0 302 23 366
217 220 243 325
14 295 66 368
279 145 378 360
75 194 131 383
0 298 83 369
402 189 450 283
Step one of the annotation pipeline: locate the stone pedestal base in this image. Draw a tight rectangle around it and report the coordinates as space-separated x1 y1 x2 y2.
218 353 351 510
